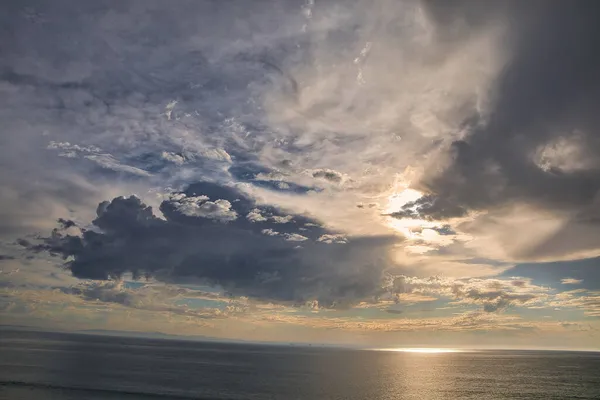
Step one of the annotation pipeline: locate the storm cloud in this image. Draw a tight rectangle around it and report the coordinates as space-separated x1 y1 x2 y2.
409 1 600 219
28 182 394 307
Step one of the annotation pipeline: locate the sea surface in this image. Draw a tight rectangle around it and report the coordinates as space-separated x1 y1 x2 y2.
1 329 599 400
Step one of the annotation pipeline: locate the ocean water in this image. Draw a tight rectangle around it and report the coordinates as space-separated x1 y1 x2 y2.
1 330 599 400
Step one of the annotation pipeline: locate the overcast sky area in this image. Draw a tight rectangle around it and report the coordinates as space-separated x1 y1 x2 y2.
1 0 600 349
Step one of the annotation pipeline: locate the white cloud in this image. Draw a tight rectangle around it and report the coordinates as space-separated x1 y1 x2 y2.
561 278 583 285
84 154 152 177
259 228 307 242
247 208 268 222
386 275 549 313
533 131 597 173
200 148 232 163
284 233 309 242
47 141 101 154
161 151 186 165
272 215 293 224
47 141 152 177
246 209 293 224
317 234 347 244
170 194 237 222
549 289 600 317
165 100 178 120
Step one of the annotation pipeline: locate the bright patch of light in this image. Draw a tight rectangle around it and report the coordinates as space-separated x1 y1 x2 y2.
533 132 592 173
375 348 462 353
386 216 438 238
384 189 456 247
385 188 423 214
384 188 436 238
404 245 436 254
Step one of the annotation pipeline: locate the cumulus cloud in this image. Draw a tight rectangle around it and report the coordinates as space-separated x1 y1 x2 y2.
382 273 600 318
169 193 237 222
248 208 294 224
26 181 394 307
283 233 309 242
161 151 186 165
258 229 307 241
261 228 280 236
550 289 600 317
386 275 549 313
272 215 294 224
317 234 348 244
247 209 268 223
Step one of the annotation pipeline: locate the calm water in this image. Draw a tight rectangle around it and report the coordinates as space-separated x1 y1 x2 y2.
1 330 599 399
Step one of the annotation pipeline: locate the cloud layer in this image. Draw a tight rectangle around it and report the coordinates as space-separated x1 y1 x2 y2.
2 0 600 344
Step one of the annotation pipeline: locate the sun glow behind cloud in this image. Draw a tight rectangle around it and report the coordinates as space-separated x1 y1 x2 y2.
385 188 423 215
384 188 433 237
384 188 452 250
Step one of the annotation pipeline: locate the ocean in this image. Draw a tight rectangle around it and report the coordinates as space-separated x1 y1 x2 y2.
1 329 599 399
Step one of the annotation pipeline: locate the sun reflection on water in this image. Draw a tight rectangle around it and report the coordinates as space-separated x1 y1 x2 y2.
373 348 463 353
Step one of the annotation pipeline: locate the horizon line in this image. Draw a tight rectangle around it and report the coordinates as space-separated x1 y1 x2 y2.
2 325 599 353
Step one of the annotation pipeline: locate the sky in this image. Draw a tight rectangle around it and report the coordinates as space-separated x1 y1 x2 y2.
1 0 600 350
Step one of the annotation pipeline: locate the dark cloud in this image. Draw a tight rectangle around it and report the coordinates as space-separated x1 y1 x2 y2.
0 255 16 261
27 182 394 307
388 195 468 221
312 169 343 183
57 218 76 229
16 239 32 248
401 2 600 222
429 225 456 236
385 309 403 315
